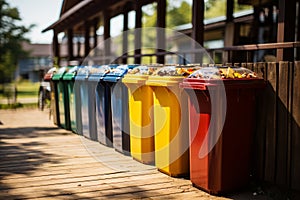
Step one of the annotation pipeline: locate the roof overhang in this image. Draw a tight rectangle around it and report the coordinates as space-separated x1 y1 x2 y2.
42 0 156 34
42 0 94 33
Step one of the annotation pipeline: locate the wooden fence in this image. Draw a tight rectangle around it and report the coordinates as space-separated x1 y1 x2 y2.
235 61 300 191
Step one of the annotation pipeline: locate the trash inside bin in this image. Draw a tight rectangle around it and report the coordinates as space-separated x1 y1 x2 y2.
52 66 70 130
103 65 135 155
146 65 198 177
63 66 81 133
122 65 159 164
180 66 265 194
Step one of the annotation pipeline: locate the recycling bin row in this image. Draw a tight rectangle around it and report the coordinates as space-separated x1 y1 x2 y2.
47 64 265 194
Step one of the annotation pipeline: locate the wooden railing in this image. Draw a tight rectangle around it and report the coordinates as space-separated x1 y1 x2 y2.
238 61 300 192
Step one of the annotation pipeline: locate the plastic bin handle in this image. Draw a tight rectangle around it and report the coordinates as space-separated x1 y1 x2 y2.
180 82 207 90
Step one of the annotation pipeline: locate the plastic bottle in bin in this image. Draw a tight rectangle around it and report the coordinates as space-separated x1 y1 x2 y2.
188 66 259 79
151 65 200 77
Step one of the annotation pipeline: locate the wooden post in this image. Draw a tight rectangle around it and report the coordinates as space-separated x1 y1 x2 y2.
224 0 234 62
277 0 296 61
135 1 142 64
67 28 74 61
291 61 300 190
192 0 204 63
123 11 129 64
84 21 91 57
264 62 278 183
156 0 166 64
276 62 290 186
103 10 111 63
93 17 99 49
297 2 300 60
53 30 60 66
77 39 81 58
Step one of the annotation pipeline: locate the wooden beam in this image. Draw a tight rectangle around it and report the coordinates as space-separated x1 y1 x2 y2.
93 17 99 49
277 0 296 61
192 0 204 46
122 11 129 64
67 28 74 61
226 0 234 22
192 0 204 63
134 1 142 64
77 39 81 58
224 0 234 62
103 10 111 63
297 2 300 60
52 31 60 65
84 21 91 57
156 0 166 64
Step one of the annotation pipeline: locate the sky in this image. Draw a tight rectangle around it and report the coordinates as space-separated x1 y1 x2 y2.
9 0 63 44
7 0 193 44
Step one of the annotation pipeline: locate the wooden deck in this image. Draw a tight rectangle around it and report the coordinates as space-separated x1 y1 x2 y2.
0 109 265 199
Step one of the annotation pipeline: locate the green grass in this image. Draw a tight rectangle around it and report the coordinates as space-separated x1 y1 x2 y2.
0 102 37 109
15 81 39 98
0 80 39 100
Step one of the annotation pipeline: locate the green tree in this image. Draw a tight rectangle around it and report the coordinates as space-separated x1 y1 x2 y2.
0 0 33 83
140 1 192 63
143 0 192 28
167 1 191 28
205 0 252 19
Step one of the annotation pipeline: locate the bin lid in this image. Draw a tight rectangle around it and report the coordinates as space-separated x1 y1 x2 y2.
43 67 57 81
74 66 93 81
180 66 266 90
146 65 198 86
103 65 134 82
87 65 112 81
52 66 69 81
122 65 160 84
63 66 81 80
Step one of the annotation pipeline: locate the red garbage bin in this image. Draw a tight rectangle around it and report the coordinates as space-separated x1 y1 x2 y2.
180 67 265 194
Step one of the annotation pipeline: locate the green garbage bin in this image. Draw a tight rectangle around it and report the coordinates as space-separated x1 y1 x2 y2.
63 66 81 133
52 66 70 130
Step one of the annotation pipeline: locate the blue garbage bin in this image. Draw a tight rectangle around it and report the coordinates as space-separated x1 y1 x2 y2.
74 66 97 140
88 65 115 146
103 65 135 155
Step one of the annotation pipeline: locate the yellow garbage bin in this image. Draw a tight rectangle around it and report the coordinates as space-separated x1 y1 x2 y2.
146 66 196 177
122 65 157 165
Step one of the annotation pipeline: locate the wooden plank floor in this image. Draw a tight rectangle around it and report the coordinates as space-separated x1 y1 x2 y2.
0 109 266 200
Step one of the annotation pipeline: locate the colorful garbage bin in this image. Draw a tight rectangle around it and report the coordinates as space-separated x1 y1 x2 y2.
63 66 81 133
75 66 97 140
88 65 114 146
122 65 158 164
44 68 58 125
180 66 265 194
52 66 70 130
103 65 134 155
146 66 197 177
